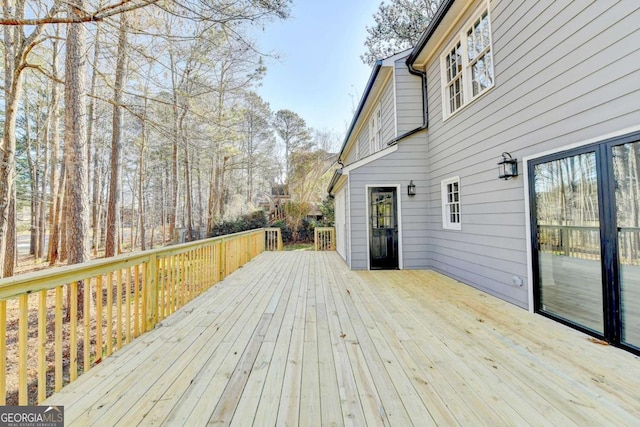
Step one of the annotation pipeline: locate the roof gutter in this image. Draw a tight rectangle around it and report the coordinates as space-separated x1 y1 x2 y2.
327 168 343 196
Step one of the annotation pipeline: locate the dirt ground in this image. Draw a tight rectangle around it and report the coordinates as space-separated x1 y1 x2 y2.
6 254 143 405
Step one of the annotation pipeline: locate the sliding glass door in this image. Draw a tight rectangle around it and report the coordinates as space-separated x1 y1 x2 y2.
533 151 604 334
530 132 640 353
613 142 640 349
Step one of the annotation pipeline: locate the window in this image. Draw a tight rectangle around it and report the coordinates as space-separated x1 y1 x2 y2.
441 6 494 119
369 104 382 153
442 177 461 230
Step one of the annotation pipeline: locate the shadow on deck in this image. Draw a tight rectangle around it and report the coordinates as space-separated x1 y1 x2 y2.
44 252 640 426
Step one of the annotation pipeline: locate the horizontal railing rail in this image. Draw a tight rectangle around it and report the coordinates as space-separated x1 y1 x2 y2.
538 224 640 265
314 227 336 251
0 228 269 405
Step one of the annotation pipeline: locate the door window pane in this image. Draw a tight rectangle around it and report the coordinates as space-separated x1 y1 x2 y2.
534 152 604 334
613 142 640 348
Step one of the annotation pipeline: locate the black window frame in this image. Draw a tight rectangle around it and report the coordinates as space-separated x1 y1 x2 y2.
528 130 640 356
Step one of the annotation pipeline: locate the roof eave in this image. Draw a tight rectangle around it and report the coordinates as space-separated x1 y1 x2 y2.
406 0 457 67
336 60 383 162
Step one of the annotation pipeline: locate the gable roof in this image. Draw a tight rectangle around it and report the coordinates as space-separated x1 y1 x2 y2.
336 48 413 163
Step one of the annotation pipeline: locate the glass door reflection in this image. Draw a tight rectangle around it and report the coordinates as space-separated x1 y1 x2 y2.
534 152 604 334
613 142 640 349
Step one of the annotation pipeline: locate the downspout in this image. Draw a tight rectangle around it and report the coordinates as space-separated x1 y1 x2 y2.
387 61 428 146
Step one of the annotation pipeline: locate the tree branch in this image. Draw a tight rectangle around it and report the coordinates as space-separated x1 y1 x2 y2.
23 63 65 84
0 0 159 25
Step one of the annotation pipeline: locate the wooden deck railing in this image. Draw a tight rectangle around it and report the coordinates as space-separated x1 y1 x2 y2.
0 228 271 405
538 224 640 265
314 227 336 251
265 227 283 251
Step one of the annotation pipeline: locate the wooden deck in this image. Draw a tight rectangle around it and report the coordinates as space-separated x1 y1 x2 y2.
44 252 640 426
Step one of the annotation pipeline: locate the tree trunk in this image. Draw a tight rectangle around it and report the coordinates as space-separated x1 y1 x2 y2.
3 195 15 277
130 173 136 251
25 92 38 256
49 161 65 266
60 179 69 263
178 105 193 240
0 27 22 277
65 0 90 320
1 0 47 277
138 99 147 250
48 29 62 265
38 85 50 260
168 45 179 241
88 18 103 255
105 13 128 258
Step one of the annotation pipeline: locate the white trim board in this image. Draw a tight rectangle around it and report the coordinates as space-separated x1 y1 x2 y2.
344 145 398 174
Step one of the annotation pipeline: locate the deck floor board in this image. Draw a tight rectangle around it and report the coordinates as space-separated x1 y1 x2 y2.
43 252 640 426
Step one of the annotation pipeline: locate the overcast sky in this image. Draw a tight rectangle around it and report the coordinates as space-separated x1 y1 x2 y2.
252 0 381 139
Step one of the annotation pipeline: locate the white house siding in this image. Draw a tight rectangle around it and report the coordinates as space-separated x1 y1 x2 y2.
394 59 424 134
423 0 640 308
348 132 429 270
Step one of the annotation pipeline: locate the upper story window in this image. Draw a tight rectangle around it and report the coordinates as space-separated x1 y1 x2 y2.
442 176 461 230
369 104 382 153
441 6 494 119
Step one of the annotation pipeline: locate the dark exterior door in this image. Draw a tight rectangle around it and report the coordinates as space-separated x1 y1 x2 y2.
369 187 399 270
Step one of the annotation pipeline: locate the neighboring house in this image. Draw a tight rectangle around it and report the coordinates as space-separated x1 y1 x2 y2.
331 0 640 355
328 49 428 270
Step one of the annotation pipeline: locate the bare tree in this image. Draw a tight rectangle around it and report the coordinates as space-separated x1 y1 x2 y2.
362 0 443 66
105 12 129 257
0 0 50 276
273 109 311 186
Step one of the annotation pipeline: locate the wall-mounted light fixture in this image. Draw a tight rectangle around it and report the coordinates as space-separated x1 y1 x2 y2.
498 152 518 180
408 180 416 197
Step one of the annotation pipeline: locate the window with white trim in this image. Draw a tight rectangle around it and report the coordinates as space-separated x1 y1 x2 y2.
369 104 382 153
441 177 461 230
441 6 493 119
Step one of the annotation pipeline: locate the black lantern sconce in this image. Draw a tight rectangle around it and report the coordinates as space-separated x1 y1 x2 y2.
498 152 518 180
408 180 416 197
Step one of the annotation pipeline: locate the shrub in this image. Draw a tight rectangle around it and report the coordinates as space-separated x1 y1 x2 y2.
270 218 317 244
271 219 293 244
208 210 267 238
297 219 315 242
319 197 334 227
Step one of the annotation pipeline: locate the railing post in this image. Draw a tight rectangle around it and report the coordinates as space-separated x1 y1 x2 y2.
220 239 226 280
145 253 159 331
331 228 336 251
314 228 319 251
562 227 570 256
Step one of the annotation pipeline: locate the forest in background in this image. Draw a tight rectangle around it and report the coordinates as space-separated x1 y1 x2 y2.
0 0 443 278
0 0 344 278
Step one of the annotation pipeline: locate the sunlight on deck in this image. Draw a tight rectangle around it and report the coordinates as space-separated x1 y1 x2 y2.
44 252 640 426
